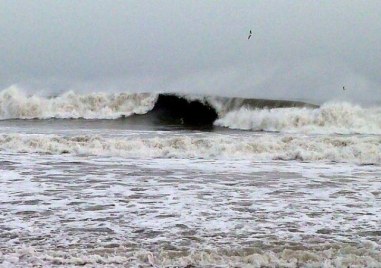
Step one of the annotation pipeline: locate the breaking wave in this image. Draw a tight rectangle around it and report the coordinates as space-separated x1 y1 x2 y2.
216 102 381 135
0 133 380 164
0 86 313 120
1 86 380 134
0 86 157 119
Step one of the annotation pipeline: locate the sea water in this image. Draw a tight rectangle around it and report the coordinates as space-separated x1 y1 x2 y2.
0 88 380 267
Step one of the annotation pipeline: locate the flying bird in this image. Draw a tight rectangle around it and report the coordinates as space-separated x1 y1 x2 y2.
343 86 346 91
248 30 252 40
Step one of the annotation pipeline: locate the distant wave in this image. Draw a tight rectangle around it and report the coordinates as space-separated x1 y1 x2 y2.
1 86 380 135
1 133 380 164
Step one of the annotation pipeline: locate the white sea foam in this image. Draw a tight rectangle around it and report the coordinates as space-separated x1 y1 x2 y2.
0 132 379 164
1 245 380 267
215 102 381 134
0 86 157 119
0 155 380 267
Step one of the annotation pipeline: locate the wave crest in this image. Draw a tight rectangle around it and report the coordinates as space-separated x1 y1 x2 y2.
0 86 157 119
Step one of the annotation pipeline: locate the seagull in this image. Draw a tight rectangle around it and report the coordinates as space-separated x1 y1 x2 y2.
248 30 252 40
343 86 346 90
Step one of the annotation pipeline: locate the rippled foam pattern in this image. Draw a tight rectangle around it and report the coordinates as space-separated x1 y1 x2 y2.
1 86 380 267
0 156 380 267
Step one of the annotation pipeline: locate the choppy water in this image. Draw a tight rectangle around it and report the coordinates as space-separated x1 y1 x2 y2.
0 123 380 267
1 153 381 267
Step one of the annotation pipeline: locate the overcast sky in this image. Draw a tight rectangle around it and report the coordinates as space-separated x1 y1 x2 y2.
1 0 380 103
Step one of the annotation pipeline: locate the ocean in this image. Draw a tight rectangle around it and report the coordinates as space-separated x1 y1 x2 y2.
0 87 380 267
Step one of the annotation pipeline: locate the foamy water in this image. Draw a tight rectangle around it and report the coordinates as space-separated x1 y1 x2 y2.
0 154 380 267
0 132 380 164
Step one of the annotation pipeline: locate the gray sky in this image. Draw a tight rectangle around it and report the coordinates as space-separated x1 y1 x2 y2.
1 0 380 104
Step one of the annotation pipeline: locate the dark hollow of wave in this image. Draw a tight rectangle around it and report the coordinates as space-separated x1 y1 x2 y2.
149 94 218 126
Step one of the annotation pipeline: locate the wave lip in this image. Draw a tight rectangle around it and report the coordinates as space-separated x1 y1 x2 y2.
206 96 318 116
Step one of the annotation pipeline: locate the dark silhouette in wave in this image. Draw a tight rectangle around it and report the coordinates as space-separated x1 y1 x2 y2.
149 94 218 126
